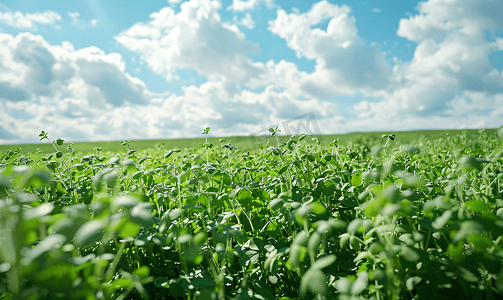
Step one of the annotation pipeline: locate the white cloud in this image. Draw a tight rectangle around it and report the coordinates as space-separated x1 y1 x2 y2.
227 0 273 12
351 0 503 126
495 37 503 51
0 30 339 143
68 12 80 25
227 0 258 12
397 0 503 43
372 8 382 13
90 19 98 26
0 32 153 142
233 13 255 29
268 1 393 98
0 10 61 30
2 0 502 144
0 33 150 106
168 0 182 5
115 0 265 84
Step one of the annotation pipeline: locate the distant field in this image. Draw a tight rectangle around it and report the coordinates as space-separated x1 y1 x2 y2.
0 128 496 155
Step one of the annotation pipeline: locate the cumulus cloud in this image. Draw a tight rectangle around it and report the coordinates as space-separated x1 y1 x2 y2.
115 0 265 84
268 1 393 98
0 32 153 142
265 0 503 131
0 29 338 143
227 0 258 12
496 38 503 51
233 13 255 29
0 10 61 30
227 0 273 12
0 78 338 144
352 0 503 123
397 0 503 43
0 33 150 106
2 0 502 144
68 12 79 25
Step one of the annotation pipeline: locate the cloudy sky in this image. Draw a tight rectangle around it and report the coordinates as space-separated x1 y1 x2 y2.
0 0 502 144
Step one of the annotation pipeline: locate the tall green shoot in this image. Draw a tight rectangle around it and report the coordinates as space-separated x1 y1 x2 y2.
201 127 213 166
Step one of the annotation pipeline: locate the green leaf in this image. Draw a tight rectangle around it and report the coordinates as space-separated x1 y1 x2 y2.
406 276 422 291
164 149 181 159
120 221 141 238
459 155 490 170
130 203 154 226
269 198 284 210
112 278 133 289
497 208 503 219
268 275 278 284
351 170 364 187
351 271 368 295
293 231 309 246
334 278 352 294
55 138 64 146
401 245 420 262
133 266 150 278
296 205 311 222
453 220 485 243
311 254 336 270
277 165 288 175
104 170 118 188
114 195 140 207
178 234 193 244
288 244 305 268
75 220 106 247
403 145 420 154
308 202 326 215
459 266 479 283
154 277 169 288
178 171 188 184
371 145 384 157
168 208 184 220
300 269 328 297
464 200 488 212
23 203 54 220
307 233 322 259
347 219 363 234
491 149 503 162
234 188 253 206
25 234 66 263
187 177 199 185
432 210 452 230
132 171 143 179
467 234 492 251
185 244 203 265
394 171 426 189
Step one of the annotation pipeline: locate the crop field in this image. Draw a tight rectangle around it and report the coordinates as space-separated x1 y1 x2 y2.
1 127 503 300
0 128 493 154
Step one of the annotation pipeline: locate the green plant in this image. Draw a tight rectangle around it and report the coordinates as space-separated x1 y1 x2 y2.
0 127 502 299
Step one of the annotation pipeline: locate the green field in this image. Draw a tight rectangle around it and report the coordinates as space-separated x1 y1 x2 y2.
0 128 496 155
1 127 502 299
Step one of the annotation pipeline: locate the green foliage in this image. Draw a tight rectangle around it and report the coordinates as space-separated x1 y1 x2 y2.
1 128 503 299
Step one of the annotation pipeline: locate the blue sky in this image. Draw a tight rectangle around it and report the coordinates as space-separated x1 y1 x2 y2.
0 0 502 143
